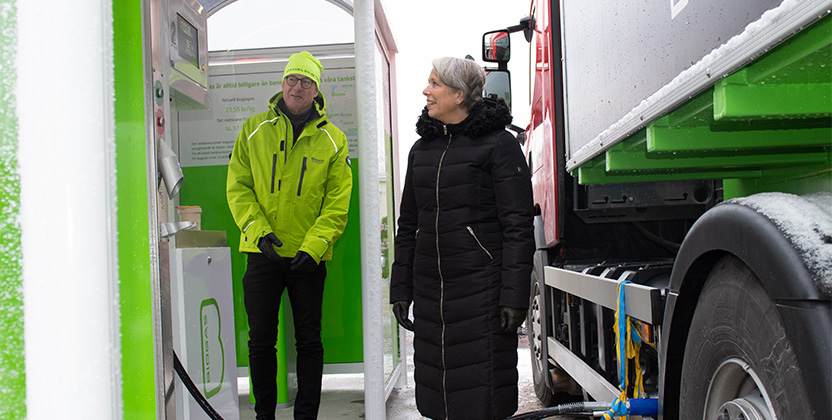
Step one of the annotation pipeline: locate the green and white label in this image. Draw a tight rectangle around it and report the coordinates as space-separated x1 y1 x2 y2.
200 298 225 398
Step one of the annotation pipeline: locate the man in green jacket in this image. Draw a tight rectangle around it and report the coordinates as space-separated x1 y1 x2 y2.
226 51 352 420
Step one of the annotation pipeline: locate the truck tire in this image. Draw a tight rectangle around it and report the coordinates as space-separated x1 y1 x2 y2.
679 255 812 420
529 250 557 406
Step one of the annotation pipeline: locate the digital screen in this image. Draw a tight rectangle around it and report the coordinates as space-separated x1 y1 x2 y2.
177 14 199 69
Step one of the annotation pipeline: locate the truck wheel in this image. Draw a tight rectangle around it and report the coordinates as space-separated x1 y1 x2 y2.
529 251 557 406
679 255 812 420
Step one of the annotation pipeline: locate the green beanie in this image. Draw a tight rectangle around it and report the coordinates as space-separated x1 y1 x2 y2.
283 51 323 87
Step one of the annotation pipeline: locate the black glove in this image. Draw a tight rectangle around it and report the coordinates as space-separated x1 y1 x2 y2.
257 233 283 261
500 306 526 333
392 301 414 331
289 251 318 272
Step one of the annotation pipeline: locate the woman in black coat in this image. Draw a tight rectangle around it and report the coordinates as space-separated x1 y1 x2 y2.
390 57 535 420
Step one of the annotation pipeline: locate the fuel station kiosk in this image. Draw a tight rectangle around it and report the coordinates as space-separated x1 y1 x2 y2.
0 0 404 419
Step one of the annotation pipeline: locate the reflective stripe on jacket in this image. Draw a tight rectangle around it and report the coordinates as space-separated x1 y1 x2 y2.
226 91 352 262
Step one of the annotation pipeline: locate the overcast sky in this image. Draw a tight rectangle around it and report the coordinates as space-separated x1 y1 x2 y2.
209 0 532 185
381 0 532 172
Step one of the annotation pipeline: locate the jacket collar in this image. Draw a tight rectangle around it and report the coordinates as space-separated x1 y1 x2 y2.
415 96 512 141
268 91 327 121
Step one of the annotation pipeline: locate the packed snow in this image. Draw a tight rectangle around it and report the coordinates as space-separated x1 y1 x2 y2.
728 192 832 297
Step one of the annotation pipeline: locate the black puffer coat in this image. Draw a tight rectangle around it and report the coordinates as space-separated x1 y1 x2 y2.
391 98 535 420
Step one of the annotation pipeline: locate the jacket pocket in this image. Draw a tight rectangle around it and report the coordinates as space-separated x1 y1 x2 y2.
466 226 493 260
297 156 308 196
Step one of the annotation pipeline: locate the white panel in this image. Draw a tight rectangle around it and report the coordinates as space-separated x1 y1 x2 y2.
172 247 239 420
18 1 121 419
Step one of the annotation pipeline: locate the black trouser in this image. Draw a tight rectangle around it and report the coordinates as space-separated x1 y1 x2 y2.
243 253 326 420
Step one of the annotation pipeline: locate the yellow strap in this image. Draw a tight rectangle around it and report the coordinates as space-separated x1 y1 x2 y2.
611 280 647 417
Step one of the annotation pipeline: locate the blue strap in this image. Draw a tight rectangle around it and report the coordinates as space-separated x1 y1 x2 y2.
617 280 631 388
602 398 629 419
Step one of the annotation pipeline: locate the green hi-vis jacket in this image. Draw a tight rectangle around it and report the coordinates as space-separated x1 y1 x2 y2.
226 91 352 263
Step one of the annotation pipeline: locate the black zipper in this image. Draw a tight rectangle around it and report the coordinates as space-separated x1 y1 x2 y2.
271 154 277 193
284 124 290 165
297 157 307 196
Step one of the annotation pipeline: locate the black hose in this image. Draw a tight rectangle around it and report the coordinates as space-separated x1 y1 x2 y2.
507 402 594 420
634 221 681 251
173 351 225 420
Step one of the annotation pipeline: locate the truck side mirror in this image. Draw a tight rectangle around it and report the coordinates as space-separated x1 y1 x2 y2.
484 70 512 112
483 30 511 63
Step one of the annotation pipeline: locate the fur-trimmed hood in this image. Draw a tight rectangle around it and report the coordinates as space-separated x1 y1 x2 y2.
415 96 512 140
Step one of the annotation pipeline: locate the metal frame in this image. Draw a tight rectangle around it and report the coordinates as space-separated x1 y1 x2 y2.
544 264 664 414
544 266 663 324
548 337 619 402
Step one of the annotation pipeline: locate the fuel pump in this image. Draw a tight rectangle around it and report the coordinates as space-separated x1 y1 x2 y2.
146 0 215 418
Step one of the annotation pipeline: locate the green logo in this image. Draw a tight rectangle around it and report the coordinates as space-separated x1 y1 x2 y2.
200 298 225 398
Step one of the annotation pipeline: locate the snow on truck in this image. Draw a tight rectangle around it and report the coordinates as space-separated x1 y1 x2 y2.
482 1 831 419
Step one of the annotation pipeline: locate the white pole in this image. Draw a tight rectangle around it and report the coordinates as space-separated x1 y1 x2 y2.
355 0 386 419
17 1 122 419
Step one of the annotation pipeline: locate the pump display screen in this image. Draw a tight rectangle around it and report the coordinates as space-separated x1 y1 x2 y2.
177 14 199 69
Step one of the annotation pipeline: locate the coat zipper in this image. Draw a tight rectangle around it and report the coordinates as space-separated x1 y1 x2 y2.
271 154 277 193
436 126 451 419
466 226 494 260
297 157 307 196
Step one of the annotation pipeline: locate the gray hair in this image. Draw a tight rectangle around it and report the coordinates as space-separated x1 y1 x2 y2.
432 57 485 111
